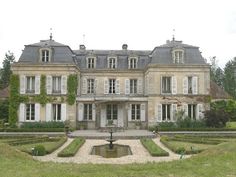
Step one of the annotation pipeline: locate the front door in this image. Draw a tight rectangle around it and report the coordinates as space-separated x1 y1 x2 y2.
106 104 118 125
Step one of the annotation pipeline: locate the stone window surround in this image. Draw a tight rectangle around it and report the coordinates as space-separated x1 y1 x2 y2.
128 56 138 69
171 48 184 64
39 48 52 62
107 56 117 69
86 56 96 69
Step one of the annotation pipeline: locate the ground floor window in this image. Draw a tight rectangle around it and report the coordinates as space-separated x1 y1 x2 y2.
53 104 61 121
188 104 196 120
26 104 35 121
107 104 117 120
84 104 92 120
131 104 140 120
162 104 171 121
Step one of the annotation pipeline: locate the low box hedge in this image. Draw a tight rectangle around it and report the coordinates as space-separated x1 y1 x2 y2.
140 138 169 157
0 128 64 132
58 138 85 157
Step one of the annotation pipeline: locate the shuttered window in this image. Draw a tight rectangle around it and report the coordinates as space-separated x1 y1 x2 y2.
109 79 116 94
162 104 171 121
188 104 197 120
130 79 137 94
52 76 61 93
26 76 35 93
131 104 140 120
26 104 35 121
87 79 94 94
84 104 92 120
162 77 171 93
52 104 61 121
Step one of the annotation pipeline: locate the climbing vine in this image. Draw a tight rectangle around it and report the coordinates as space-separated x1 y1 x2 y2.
33 75 48 106
67 74 78 105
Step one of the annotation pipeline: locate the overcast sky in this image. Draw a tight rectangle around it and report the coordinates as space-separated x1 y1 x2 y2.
0 0 235 68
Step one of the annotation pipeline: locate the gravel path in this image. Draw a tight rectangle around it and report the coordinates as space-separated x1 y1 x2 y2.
34 137 191 164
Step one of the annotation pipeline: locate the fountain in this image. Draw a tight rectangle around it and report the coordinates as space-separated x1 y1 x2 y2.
91 128 132 158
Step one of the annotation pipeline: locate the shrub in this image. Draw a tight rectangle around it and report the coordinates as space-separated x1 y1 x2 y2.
20 121 65 129
176 117 206 128
58 138 85 157
33 145 46 156
0 99 9 122
204 109 230 128
176 147 185 154
158 122 176 128
140 138 169 156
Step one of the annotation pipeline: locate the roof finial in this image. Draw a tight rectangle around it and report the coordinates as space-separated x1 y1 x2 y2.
50 28 53 40
172 29 175 41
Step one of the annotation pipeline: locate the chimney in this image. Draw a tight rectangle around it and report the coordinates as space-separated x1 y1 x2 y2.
122 44 128 50
80 44 86 50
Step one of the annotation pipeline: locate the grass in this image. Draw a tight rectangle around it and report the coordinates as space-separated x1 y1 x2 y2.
58 138 85 157
0 141 236 177
140 138 169 156
226 121 236 128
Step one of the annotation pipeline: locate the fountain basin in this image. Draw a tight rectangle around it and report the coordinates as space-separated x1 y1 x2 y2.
91 144 132 158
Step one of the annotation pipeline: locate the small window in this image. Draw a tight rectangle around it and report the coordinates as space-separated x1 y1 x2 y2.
109 79 116 94
130 79 137 94
129 57 137 69
108 57 117 69
172 50 184 64
162 104 171 121
26 76 35 93
131 104 140 120
188 104 196 120
84 104 92 120
41 50 50 62
87 79 94 94
26 104 35 121
107 104 118 120
52 76 61 93
162 77 171 94
52 104 61 121
87 57 95 69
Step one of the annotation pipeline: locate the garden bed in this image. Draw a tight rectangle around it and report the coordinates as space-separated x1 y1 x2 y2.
58 138 85 157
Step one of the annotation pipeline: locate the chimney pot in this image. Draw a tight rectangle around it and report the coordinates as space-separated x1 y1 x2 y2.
122 44 128 50
80 44 86 50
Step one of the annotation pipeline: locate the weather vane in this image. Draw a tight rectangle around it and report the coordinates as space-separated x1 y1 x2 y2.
172 29 175 41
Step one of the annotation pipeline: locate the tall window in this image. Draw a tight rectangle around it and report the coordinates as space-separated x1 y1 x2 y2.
26 104 35 121
162 104 171 121
130 79 137 94
42 50 49 62
108 57 116 69
131 104 140 120
53 104 61 121
173 50 184 63
52 76 61 93
188 104 196 120
87 79 94 94
188 76 193 94
84 104 92 120
129 57 137 69
87 57 95 69
162 77 171 93
107 104 118 120
109 79 116 94
26 76 35 93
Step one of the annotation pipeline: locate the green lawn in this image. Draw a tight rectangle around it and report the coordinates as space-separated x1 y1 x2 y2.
0 141 236 177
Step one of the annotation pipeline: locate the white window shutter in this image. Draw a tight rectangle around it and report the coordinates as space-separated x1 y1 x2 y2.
78 103 83 121
157 104 162 122
115 58 118 68
104 78 108 94
116 79 120 94
92 103 96 121
197 104 204 119
183 77 188 94
125 79 130 95
172 76 177 95
19 103 25 122
61 104 67 121
82 78 87 94
128 58 131 69
94 79 98 94
128 104 132 121
20 75 26 94
193 76 198 94
182 104 188 117
46 103 52 122
140 104 145 121
138 79 143 94
46 75 52 94
35 75 40 94
172 104 177 121
100 106 106 127
61 75 67 94
35 103 40 121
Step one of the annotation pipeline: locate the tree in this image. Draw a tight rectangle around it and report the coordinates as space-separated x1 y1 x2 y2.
204 109 229 128
0 51 15 89
210 56 224 89
223 57 236 99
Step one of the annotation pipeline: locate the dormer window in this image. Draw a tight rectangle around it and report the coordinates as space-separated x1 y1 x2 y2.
42 50 49 62
39 48 51 62
129 57 138 69
172 49 184 64
87 57 96 69
107 57 117 69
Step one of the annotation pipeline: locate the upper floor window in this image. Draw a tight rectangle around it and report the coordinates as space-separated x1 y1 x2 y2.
107 57 117 69
129 57 138 69
84 104 92 120
162 76 171 94
87 57 96 69
52 76 61 93
26 104 35 121
26 76 35 93
87 79 94 94
188 76 193 94
41 50 50 62
172 50 184 64
109 79 116 94
130 79 137 94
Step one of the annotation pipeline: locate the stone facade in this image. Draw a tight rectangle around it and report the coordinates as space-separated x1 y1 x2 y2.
11 38 210 129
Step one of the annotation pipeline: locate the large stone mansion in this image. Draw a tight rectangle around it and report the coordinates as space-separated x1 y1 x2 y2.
11 37 210 129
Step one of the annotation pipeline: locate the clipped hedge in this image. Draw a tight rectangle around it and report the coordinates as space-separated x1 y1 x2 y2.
0 128 64 132
58 138 85 157
20 121 65 128
7 136 51 146
140 138 169 157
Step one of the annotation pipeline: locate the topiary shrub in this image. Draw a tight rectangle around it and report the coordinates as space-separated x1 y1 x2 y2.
176 147 186 154
33 145 46 156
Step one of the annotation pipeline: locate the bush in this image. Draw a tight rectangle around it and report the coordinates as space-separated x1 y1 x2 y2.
158 122 176 128
0 99 9 122
58 138 85 157
204 109 230 128
176 147 185 154
176 117 206 128
33 145 46 156
0 128 64 132
20 121 65 129
140 138 169 156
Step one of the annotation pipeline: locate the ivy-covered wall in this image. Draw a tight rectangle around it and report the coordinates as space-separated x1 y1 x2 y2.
67 74 78 105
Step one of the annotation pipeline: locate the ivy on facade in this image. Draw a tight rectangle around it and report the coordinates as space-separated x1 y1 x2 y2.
67 74 78 105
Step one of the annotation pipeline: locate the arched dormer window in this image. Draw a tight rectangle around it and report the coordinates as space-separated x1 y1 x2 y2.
39 48 51 62
172 49 184 64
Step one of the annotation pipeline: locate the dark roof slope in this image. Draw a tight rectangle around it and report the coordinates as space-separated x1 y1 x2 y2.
210 81 231 99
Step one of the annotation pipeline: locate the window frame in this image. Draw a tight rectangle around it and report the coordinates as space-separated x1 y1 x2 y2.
106 104 118 120
39 48 51 63
108 79 116 94
162 104 171 121
86 57 96 69
52 76 61 94
130 79 137 94
26 76 35 93
131 104 141 120
107 57 117 69
128 57 138 69
84 104 93 120
52 104 61 121
26 104 35 121
162 76 172 94
87 79 95 94
172 49 184 64
188 104 197 120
